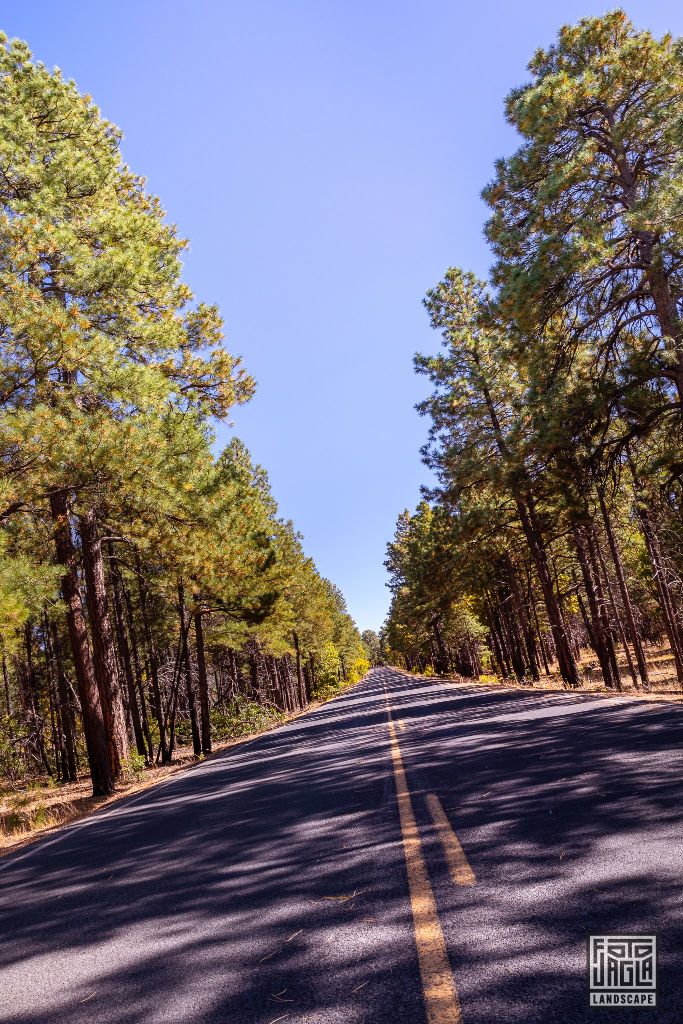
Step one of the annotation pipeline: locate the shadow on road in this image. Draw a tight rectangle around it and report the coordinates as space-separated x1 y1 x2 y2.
1 668 681 1024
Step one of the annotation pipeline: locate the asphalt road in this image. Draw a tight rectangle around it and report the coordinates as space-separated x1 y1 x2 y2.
2 668 682 1024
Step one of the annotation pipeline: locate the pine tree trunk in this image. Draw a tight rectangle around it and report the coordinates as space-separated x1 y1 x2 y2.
573 568 596 652
573 524 619 690
177 582 201 756
637 506 683 685
227 648 240 699
431 620 449 676
2 656 11 719
79 509 130 773
44 616 78 781
484 595 507 677
248 651 259 700
109 548 147 759
43 610 77 778
24 623 52 775
521 499 580 687
626 451 683 685
46 660 62 781
497 588 526 679
486 593 512 677
478 376 580 686
49 623 79 781
585 523 622 692
292 632 306 706
530 596 551 675
594 533 639 689
50 490 113 796
120 581 154 761
597 490 650 688
193 608 212 753
506 556 540 680
642 253 683 406
135 553 169 762
166 638 184 760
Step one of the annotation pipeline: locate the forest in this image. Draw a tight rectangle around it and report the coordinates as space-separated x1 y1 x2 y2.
0 34 367 806
384 12 683 694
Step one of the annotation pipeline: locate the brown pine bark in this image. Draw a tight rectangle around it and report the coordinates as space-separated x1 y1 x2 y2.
119 579 154 761
485 593 512 677
594 535 639 689
639 237 683 406
292 631 307 706
476 367 581 687
585 523 623 692
109 547 148 760
573 523 621 691
597 489 650 688
626 454 683 686
79 509 130 773
50 490 113 796
177 581 201 756
529 596 551 675
193 608 212 753
506 557 540 680
23 624 51 775
431 619 449 676
2 657 11 719
637 506 683 685
45 616 78 781
131 558 167 761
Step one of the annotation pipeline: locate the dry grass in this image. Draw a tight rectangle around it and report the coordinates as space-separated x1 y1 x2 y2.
0 700 323 857
454 641 683 702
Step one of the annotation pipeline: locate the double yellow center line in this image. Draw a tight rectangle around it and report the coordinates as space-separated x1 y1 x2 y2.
385 691 475 1024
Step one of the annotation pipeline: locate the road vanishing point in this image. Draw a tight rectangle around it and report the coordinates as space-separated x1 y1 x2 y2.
2 668 682 1023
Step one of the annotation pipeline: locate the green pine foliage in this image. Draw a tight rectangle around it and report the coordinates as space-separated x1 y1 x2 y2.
0 36 367 796
386 12 683 691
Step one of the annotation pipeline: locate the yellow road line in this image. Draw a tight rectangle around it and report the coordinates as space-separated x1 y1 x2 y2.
398 719 406 732
425 794 476 887
385 693 463 1024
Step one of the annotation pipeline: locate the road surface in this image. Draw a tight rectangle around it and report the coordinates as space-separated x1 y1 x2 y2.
2 668 682 1023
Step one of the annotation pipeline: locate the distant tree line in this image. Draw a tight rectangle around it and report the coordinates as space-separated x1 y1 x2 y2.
0 36 367 796
385 13 683 691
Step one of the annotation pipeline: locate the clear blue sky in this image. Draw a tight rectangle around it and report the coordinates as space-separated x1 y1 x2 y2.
7 1 681 630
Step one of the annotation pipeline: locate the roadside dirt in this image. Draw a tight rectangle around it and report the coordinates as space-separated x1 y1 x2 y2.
0 700 324 857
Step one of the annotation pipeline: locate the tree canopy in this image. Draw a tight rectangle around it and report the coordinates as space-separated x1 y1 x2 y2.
0 35 367 797
385 12 683 696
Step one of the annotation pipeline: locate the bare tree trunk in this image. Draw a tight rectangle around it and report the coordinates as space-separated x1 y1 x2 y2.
44 616 78 781
50 490 113 796
292 632 307 706
24 623 52 775
109 547 148 759
43 614 78 782
585 523 623 692
597 490 649 689
193 608 212 753
431 619 449 676
573 524 620 691
530 595 551 675
478 375 580 686
135 552 169 763
119 579 153 761
594 535 639 689
506 555 540 680
177 581 201 756
79 509 130 773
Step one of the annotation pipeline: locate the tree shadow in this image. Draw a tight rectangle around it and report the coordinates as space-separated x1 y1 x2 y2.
1 668 681 1023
